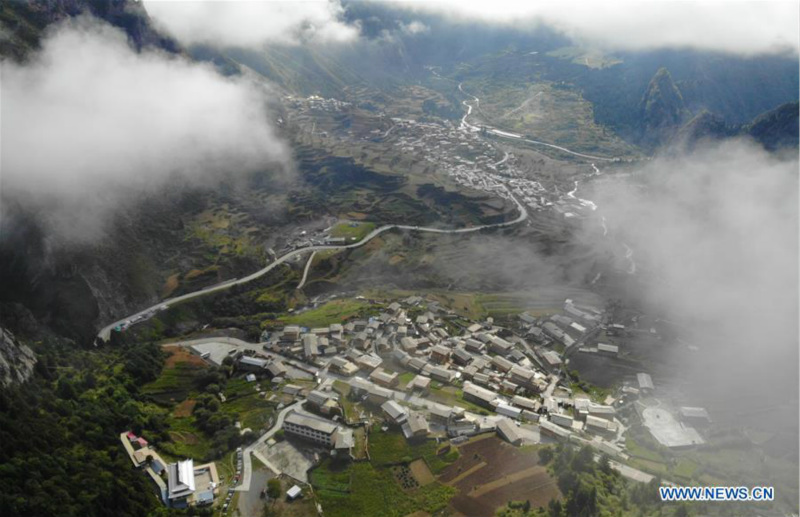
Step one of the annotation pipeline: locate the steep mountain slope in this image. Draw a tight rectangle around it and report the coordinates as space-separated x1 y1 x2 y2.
745 101 800 151
541 49 799 143
669 102 799 152
669 110 735 151
0 0 178 60
638 67 690 147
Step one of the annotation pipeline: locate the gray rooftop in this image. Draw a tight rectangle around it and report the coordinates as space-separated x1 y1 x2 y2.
284 411 338 435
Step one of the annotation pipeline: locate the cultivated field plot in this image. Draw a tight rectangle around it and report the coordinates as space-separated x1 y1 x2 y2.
142 345 208 404
439 437 560 516
409 459 436 486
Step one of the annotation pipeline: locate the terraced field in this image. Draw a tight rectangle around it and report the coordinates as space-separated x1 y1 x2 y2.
142 345 209 404
439 437 560 516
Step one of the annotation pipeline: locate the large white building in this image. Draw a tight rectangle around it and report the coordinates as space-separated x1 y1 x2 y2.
167 459 195 503
283 412 339 447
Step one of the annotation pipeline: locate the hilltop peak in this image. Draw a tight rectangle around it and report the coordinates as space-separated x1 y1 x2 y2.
639 67 689 147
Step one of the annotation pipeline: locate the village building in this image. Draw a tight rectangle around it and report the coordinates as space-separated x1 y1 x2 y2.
356 354 383 371
540 419 572 440
597 343 619 355
496 418 523 446
500 379 519 394
429 366 457 384
402 412 429 439
351 332 369 350
464 338 485 353
428 406 453 424
237 356 268 373
303 334 319 359
286 485 303 500
528 327 544 342
167 459 196 505
569 322 587 335
328 356 359 376
550 413 575 429
491 355 514 373
462 381 499 409
496 403 522 419
508 365 536 387
369 368 399 388
283 326 301 341
400 336 418 352
408 357 427 372
306 390 340 416
585 415 618 435
512 395 540 412
508 349 526 363
542 322 565 341
266 361 288 379
462 364 479 379
488 336 513 356
381 400 408 424
451 347 473 366
472 372 491 386
542 350 563 367
283 412 340 448
679 406 712 427
637 373 655 392
406 374 431 393
366 385 393 405
429 344 451 364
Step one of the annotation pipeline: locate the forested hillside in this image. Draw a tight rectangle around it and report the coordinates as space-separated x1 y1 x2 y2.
0 342 167 516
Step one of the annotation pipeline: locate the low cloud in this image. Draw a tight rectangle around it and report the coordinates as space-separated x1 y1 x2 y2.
399 20 429 35
586 140 798 408
1 17 289 243
142 0 359 48
398 0 799 55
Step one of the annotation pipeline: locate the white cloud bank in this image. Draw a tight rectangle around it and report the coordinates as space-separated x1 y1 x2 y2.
139 0 797 55
142 0 358 48
398 0 799 55
588 140 798 404
1 17 288 242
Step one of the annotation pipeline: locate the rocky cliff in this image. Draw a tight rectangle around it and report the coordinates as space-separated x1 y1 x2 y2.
0 328 36 387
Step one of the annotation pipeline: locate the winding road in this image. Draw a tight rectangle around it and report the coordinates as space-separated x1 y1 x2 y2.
238 400 303 492
457 82 615 162
458 82 480 132
97 192 528 342
296 251 316 290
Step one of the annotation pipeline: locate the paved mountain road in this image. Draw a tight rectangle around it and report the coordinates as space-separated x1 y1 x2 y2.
97 193 528 342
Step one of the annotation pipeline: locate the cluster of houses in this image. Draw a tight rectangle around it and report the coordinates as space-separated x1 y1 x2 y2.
244 297 641 456
348 113 615 220
144 294 714 514
519 299 609 355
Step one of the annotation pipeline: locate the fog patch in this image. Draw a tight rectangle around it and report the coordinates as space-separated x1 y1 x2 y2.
399 0 798 56
586 140 798 412
143 0 359 48
1 17 290 244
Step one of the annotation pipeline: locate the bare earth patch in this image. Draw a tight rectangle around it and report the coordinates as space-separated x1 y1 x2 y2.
409 459 435 486
173 399 197 418
163 345 207 368
438 437 561 516
162 273 179 298
467 465 548 498
169 431 199 445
